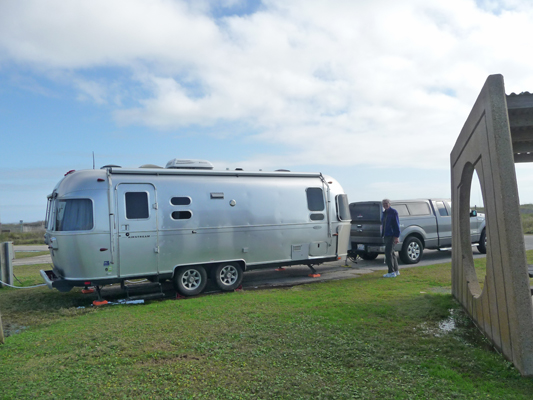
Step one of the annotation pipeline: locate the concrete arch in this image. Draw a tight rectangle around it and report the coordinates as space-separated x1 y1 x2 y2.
451 74 533 376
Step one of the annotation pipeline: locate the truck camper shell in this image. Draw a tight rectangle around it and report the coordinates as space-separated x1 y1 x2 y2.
41 160 351 297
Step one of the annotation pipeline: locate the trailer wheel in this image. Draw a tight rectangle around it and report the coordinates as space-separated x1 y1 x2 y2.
174 266 207 296
214 262 243 291
400 236 423 264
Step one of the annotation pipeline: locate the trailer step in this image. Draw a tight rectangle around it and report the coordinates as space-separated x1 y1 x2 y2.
127 292 166 301
123 281 164 300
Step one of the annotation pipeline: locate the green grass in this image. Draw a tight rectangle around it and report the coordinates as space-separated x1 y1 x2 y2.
522 213 533 234
2 256 533 399
14 251 49 259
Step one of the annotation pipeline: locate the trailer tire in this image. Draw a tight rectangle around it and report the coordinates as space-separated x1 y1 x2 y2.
174 265 207 296
400 236 423 264
359 251 379 260
214 262 243 291
477 229 487 254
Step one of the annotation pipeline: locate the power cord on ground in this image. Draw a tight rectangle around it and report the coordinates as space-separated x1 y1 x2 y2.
0 279 46 289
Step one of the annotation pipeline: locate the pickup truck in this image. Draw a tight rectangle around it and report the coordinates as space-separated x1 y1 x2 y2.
349 199 486 264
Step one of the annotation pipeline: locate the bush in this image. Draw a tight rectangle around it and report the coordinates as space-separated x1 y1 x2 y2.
0 231 45 245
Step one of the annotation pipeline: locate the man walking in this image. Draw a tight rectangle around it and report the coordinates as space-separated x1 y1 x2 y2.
382 199 400 278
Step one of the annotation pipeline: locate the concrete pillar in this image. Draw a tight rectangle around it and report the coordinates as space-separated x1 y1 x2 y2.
0 241 14 288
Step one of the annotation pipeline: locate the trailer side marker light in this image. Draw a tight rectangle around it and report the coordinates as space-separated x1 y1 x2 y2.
97 178 105 182
308 273 321 278
338 257 342 260
84 281 91 286
93 300 108 306
82 288 95 294
100 248 108 251
275 267 286 271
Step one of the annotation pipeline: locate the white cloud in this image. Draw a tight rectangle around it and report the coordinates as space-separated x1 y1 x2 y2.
2 0 533 173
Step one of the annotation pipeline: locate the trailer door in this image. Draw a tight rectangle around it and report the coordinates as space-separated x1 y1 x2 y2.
117 183 159 277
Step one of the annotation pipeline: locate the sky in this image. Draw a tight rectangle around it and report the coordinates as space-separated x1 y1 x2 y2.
2 0 533 223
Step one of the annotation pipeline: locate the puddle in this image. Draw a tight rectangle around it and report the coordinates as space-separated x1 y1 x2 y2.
418 309 458 337
439 315 456 333
3 322 28 338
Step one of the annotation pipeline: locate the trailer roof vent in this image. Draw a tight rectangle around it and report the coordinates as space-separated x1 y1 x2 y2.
139 164 163 169
101 165 122 169
165 159 214 170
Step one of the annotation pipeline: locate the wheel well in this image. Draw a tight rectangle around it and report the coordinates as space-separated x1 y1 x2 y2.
403 233 424 248
172 260 247 277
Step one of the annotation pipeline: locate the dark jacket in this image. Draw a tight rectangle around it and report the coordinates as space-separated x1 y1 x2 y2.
382 208 400 237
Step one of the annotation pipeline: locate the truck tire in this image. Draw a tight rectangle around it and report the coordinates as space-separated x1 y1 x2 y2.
174 265 207 296
400 236 423 264
477 229 487 254
214 262 243 291
359 251 379 260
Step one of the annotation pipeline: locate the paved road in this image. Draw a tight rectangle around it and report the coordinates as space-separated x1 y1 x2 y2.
12 235 533 290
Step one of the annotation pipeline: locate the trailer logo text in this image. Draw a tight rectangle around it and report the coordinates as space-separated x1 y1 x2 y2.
125 233 151 239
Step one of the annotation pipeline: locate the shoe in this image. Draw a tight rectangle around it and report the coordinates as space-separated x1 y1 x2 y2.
383 272 396 278
395 271 400 276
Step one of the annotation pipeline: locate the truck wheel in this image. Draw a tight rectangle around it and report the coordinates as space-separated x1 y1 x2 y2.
214 262 243 291
400 237 423 264
477 230 487 254
359 251 379 260
174 265 207 296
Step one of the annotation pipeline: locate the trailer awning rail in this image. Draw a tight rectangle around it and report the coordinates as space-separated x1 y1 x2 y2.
107 168 322 178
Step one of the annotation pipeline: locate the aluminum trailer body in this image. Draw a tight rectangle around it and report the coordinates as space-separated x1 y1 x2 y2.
41 161 351 296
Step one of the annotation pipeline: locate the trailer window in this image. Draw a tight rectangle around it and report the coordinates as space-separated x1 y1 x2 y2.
171 211 192 220
306 188 325 211
56 199 93 231
125 192 149 219
336 194 350 221
310 213 325 221
171 197 191 206
45 197 53 230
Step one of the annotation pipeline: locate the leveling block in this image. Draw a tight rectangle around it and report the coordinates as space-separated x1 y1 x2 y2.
308 265 321 278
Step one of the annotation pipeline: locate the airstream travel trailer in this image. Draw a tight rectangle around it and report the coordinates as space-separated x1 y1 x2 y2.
41 159 351 298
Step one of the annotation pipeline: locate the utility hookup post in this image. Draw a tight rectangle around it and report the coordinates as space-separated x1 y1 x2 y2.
0 242 14 344
19 220 23 233
0 242 14 288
